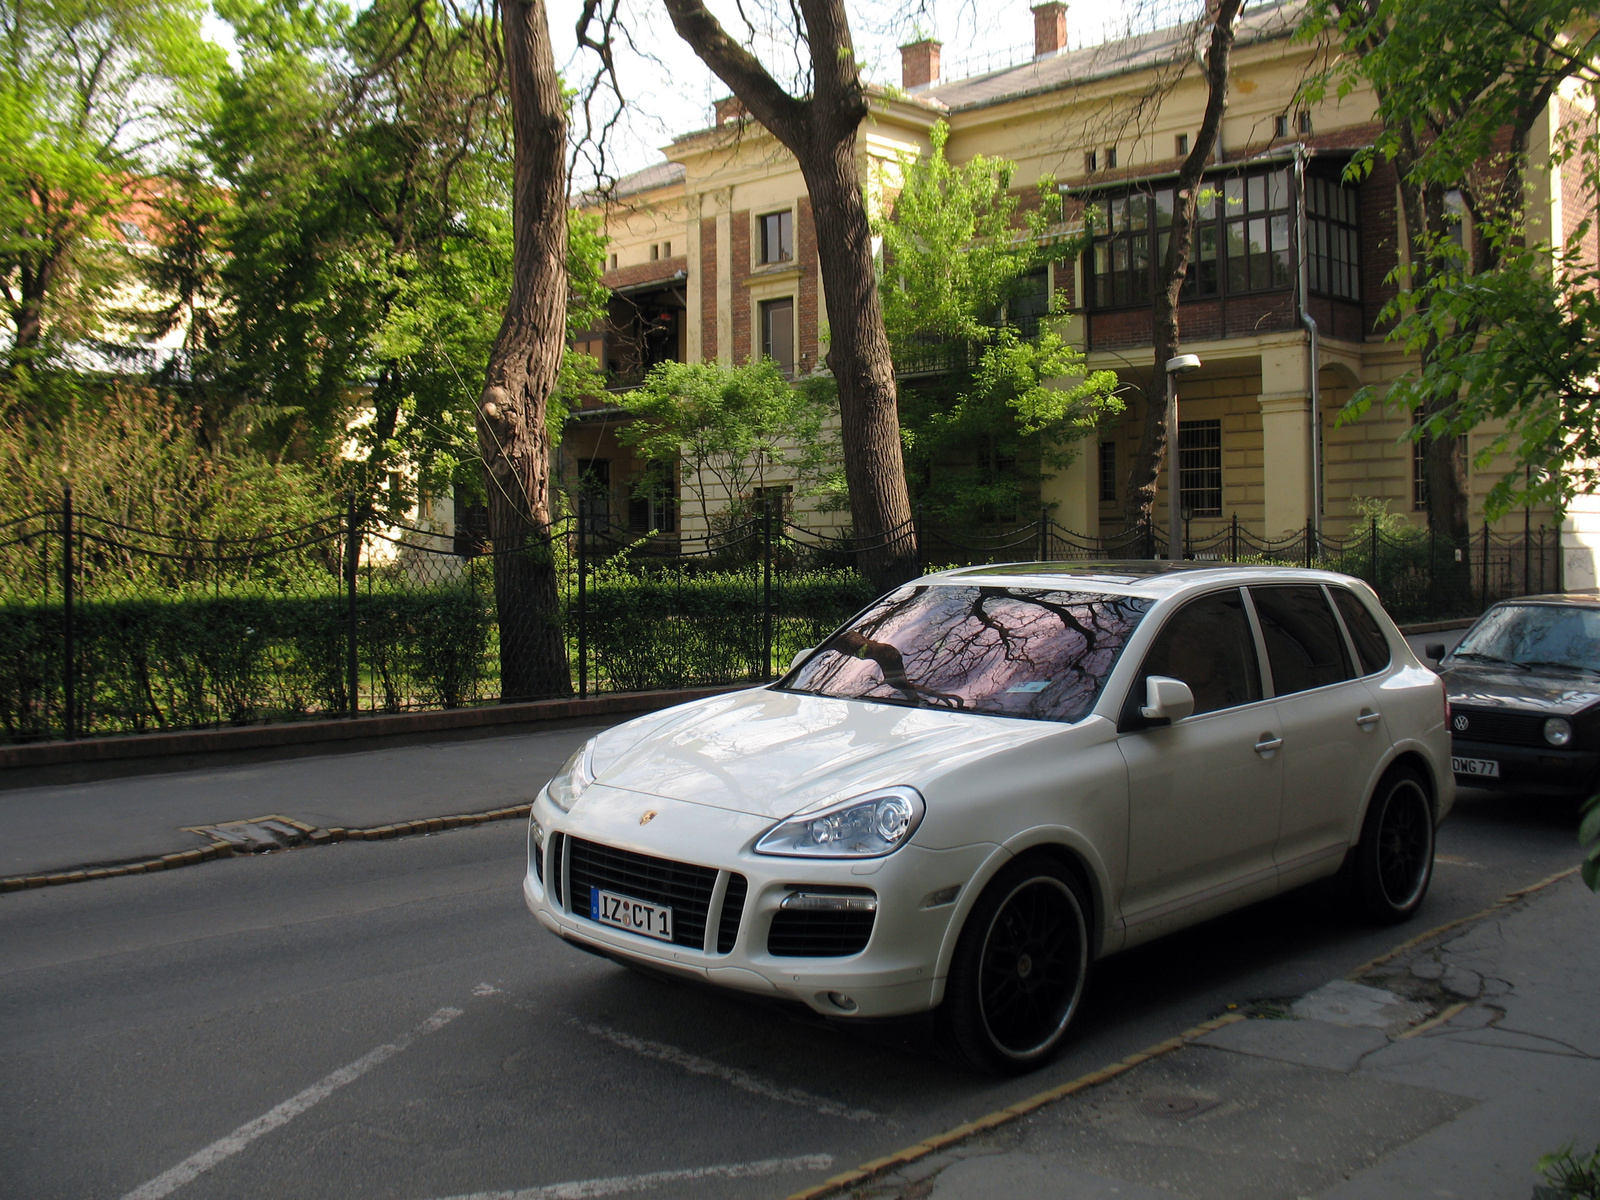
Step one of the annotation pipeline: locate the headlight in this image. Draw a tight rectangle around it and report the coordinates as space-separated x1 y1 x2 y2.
546 740 596 812
1544 717 1573 747
755 787 925 858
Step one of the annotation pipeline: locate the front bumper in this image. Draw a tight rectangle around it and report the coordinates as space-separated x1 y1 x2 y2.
1450 738 1600 798
524 784 998 1018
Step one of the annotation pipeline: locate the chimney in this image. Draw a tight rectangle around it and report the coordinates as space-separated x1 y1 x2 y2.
1032 2 1068 58
899 39 941 90
713 95 747 125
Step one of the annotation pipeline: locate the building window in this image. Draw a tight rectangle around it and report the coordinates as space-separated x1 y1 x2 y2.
1275 114 1289 138
1443 189 1467 251
1099 440 1117 502
1297 110 1313 134
628 460 677 533
760 210 793 263
1175 133 1189 157
662 240 672 257
1413 416 1430 511
760 297 795 375
650 243 660 260
1105 146 1118 169
1178 419 1222 517
1085 149 1098 173
608 252 618 270
1006 267 1051 338
1091 192 1152 307
1306 173 1361 300
1224 169 1291 293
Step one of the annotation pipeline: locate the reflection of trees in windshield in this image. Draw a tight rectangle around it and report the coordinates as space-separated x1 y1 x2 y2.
1459 605 1600 670
784 585 1151 722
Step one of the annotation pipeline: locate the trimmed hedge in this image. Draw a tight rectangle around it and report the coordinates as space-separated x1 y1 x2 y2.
0 568 876 743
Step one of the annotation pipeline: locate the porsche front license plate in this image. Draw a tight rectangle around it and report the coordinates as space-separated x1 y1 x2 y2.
1452 756 1501 778
591 887 673 941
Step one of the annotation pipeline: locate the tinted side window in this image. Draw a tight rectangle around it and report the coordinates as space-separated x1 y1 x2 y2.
1331 587 1392 675
1127 590 1262 718
1251 585 1353 695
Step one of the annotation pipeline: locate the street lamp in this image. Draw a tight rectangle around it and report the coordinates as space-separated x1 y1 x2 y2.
1165 353 1202 562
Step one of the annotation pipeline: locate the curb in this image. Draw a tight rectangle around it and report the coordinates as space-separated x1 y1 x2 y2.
0 802 533 894
0 685 740 785
785 866 1584 1200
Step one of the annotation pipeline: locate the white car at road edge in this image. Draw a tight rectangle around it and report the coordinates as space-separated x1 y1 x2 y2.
524 562 1453 1074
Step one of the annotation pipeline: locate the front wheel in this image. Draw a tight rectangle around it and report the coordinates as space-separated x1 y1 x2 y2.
1347 765 1436 924
941 857 1090 1075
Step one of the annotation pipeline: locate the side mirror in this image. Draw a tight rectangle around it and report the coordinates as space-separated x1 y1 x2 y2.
788 646 816 673
1425 642 1446 663
1140 675 1195 724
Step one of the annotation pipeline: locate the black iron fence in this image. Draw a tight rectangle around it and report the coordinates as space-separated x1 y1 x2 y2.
0 489 1562 745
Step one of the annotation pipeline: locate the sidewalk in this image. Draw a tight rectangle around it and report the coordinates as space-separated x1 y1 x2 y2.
0 719 611 881
848 873 1600 1200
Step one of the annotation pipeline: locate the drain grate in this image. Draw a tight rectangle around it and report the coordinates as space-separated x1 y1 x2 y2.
182 815 323 854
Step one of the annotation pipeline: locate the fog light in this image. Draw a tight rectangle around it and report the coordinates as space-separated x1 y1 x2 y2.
781 892 877 913
826 992 858 1012
1544 717 1573 747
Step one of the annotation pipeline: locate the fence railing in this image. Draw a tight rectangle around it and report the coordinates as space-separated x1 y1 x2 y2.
0 490 1561 745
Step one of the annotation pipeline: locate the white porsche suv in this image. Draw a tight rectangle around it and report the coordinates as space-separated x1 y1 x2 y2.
524 562 1452 1073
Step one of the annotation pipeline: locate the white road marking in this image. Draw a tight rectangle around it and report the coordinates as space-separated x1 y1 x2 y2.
120 1006 465 1200
420 1154 834 1199
474 982 503 995
570 1019 879 1122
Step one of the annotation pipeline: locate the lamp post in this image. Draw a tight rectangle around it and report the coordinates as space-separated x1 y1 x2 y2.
1165 353 1202 562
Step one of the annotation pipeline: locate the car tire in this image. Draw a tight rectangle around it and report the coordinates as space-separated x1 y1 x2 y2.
941 856 1090 1075
1347 764 1436 924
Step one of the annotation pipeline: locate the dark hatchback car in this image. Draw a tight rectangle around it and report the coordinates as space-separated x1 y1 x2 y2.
1430 593 1600 799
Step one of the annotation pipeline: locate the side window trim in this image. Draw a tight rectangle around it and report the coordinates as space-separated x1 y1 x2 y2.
1239 585 1276 699
1324 584 1369 678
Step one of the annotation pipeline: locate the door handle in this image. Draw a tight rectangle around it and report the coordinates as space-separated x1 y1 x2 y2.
1254 734 1284 755
1356 710 1382 729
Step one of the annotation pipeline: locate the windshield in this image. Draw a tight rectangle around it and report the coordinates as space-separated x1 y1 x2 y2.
1452 604 1600 673
779 584 1152 722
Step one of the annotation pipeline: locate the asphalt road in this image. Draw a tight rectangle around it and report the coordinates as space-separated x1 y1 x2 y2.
0 769 1582 1200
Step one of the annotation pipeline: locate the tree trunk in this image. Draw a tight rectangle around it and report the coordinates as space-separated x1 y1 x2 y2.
657 0 917 595
479 0 570 700
799 135 916 593
1123 0 1244 534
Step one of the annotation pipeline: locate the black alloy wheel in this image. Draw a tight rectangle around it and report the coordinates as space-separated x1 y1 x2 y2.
1348 765 1435 924
943 857 1089 1074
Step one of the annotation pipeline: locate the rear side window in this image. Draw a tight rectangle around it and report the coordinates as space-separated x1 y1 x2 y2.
1250 585 1353 695
1126 589 1262 718
1331 587 1392 675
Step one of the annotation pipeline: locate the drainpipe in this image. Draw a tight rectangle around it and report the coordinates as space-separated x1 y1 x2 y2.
1294 143 1323 539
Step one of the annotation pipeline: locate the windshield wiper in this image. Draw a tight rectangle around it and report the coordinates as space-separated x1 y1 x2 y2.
1449 651 1527 668
1514 659 1600 676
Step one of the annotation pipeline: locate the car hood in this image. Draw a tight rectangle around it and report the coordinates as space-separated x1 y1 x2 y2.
586 686 1062 819
1441 662 1600 717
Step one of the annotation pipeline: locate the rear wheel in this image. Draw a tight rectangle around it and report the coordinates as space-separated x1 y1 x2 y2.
1348 765 1435 924
942 857 1090 1075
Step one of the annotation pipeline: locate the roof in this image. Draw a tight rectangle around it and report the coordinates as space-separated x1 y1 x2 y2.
918 0 1304 113
928 559 1363 598
576 160 686 207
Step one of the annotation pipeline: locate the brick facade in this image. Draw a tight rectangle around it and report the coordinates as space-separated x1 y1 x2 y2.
731 209 751 364
699 216 717 361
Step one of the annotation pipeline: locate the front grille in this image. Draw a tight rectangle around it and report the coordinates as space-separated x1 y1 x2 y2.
768 890 877 958
718 874 748 954
1452 707 1548 747
566 837 718 950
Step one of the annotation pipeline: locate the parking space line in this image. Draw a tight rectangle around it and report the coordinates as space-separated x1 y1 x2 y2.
119 1005 465 1200
570 1019 880 1121
419 1154 835 1199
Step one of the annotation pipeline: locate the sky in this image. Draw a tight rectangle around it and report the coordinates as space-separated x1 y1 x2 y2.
546 0 1183 185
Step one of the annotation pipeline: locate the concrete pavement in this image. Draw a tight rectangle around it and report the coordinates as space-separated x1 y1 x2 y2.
844 872 1600 1200
0 719 615 879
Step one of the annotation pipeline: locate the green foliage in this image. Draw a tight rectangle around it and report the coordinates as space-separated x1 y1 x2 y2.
618 359 836 534
874 121 1119 524
1537 1142 1600 1198
1580 794 1600 893
0 0 223 360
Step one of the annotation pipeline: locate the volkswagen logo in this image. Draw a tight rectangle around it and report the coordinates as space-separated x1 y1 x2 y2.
1452 714 1469 732
639 809 658 826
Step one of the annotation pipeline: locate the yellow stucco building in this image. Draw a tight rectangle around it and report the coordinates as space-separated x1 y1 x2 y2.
567 0 1596 586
